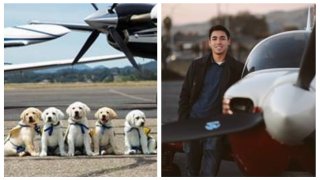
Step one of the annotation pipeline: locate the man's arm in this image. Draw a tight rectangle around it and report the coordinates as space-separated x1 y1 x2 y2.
178 61 195 121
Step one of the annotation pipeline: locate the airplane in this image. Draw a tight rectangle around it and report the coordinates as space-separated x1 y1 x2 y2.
162 14 315 177
4 24 70 48
5 3 157 72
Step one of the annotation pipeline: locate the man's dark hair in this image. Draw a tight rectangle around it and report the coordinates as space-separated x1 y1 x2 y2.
208 25 230 39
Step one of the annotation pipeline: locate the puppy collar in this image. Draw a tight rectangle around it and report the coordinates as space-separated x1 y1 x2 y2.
9 140 25 153
70 122 89 134
126 127 141 139
44 121 60 136
96 121 112 135
18 123 30 128
18 123 41 135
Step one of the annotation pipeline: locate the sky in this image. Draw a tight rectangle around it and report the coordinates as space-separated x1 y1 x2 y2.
4 3 153 68
162 3 311 26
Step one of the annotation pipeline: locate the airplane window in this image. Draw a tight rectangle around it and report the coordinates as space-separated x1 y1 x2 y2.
242 31 310 77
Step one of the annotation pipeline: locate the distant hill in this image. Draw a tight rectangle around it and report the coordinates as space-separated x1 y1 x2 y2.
35 64 91 74
265 8 308 33
170 8 309 35
5 61 157 83
34 61 156 74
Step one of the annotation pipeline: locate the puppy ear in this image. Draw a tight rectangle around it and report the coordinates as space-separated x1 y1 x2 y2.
94 109 100 119
83 104 91 114
35 108 42 117
35 108 42 122
41 110 46 121
110 109 118 119
20 109 27 121
66 105 72 117
125 111 134 125
56 108 65 120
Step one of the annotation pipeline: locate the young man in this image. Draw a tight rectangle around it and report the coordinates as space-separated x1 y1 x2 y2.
178 25 244 176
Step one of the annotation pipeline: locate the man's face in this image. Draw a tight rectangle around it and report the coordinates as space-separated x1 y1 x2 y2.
208 30 231 56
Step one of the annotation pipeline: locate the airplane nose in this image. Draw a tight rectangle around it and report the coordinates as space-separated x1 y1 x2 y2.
84 10 118 32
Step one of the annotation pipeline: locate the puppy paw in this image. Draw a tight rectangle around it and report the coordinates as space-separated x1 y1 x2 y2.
60 151 67 156
143 151 150 155
101 150 107 155
19 152 28 157
86 151 94 156
93 152 100 156
68 152 75 156
114 151 122 155
31 152 39 156
150 150 157 154
40 152 47 157
126 149 137 155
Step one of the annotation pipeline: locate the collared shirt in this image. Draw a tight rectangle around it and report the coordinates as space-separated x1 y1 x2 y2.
190 58 225 119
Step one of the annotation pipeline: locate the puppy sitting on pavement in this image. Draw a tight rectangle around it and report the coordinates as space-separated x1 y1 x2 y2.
65 101 93 156
124 109 157 155
40 107 67 156
90 107 120 155
4 107 42 157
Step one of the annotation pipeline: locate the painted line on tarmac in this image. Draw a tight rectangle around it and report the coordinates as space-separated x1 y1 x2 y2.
109 89 154 103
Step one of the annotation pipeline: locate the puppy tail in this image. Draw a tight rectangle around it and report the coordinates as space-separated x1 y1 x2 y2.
63 125 70 143
89 128 96 138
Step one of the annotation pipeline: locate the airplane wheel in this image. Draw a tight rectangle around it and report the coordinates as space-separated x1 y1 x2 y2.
162 163 181 177
162 149 181 177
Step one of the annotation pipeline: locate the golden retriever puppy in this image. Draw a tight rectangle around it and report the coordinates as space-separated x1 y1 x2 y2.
124 110 157 155
65 101 93 156
40 107 67 156
90 107 120 155
4 107 42 156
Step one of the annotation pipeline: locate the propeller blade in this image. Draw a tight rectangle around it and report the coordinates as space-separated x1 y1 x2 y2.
72 30 100 65
162 113 263 143
91 3 99 11
296 25 315 90
108 3 118 14
108 27 140 70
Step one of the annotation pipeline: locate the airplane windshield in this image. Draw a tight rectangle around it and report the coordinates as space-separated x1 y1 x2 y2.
242 31 310 77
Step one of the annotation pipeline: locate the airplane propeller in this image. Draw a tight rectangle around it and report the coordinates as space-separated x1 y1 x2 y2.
72 3 140 70
108 27 140 70
72 30 100 65
91 3 98 11
296 25 315 90
262 25 315 145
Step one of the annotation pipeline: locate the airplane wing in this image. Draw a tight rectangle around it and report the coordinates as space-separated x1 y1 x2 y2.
4 24 70 48
162 113 263 143
5 54 126 72
30 21 94 32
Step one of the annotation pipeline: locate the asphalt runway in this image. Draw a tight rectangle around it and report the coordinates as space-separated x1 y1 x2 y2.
162 80 242 177
4 83 157 120
4 83 157 177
